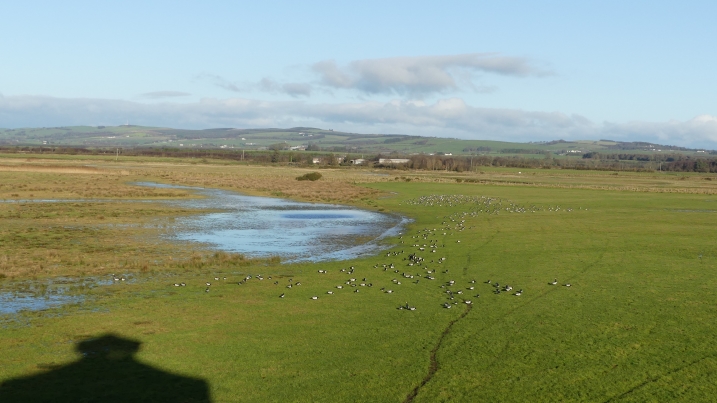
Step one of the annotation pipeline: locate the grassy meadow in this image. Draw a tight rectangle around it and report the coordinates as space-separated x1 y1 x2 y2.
1 156 717 401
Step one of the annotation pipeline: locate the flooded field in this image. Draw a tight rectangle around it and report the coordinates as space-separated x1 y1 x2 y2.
137 182 408 262
1 182 408 315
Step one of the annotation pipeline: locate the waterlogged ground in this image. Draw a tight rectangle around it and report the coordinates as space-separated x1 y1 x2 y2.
1 182 408 315
4 168 717 401
138 182 409 262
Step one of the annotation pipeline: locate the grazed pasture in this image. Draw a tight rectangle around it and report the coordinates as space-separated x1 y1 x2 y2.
1 156 717 402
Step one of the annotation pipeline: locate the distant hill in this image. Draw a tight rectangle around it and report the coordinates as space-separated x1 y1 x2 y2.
0 125 711 158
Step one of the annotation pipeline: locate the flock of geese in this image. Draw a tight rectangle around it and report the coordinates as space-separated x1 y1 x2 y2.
161 193 577 311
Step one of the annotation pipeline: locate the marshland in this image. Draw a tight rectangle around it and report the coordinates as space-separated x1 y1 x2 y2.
1 153 717 402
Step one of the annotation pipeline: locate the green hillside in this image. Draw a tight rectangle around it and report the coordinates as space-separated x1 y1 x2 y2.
0 125 710 158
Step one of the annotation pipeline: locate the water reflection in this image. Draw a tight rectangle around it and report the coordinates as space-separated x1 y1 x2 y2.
0 275 130 316
137 182 408 262
1 183 408 315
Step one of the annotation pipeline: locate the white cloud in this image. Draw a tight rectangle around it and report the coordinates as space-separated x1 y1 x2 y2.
259 78 312 97
1 94 716 148
197 73 243 92
198 74 312 97
280 82 312 97
137 91 192 99
312 53 548 96
197 53 545 99
602 115 717 146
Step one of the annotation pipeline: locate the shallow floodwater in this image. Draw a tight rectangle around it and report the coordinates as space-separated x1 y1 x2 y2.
0 276 116 316
2 183 408 315
136 182 409 262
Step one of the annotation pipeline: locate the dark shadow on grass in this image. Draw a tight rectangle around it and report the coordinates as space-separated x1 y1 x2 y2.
0 333 211 403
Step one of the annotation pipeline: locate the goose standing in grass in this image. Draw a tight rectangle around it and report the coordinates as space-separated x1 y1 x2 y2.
565 283 571 287
550 279 558 285
311 296 318 300
279 293 285 298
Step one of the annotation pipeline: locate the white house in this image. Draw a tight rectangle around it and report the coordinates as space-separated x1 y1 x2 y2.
379 158 410 164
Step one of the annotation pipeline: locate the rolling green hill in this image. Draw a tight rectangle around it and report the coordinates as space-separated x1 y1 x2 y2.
0 125 710 159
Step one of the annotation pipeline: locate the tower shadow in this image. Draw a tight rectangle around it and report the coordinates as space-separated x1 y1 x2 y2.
0 333 211 402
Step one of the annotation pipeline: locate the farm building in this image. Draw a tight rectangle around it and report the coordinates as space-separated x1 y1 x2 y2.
379 158 410 164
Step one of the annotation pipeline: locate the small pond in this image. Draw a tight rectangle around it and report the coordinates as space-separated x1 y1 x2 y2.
137 182 409 262
1 182 409 315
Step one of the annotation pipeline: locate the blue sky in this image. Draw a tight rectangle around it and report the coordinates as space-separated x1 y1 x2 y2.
1 1 716 147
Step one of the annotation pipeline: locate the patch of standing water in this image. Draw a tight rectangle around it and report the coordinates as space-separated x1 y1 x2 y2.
0 275 134 317
135 182 410 262
1 183 409 316
0 291 82 315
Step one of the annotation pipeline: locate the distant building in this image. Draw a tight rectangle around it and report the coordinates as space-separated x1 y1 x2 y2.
349 158 366 165
312 158 322 164
379 158 410 164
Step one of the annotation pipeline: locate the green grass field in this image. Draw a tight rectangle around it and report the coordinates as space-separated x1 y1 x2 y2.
1 159 717 402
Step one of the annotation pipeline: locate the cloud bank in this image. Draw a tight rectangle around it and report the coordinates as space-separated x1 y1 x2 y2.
1 94 715 148
313 53 546 96
199 53 547 98
137 91 192 99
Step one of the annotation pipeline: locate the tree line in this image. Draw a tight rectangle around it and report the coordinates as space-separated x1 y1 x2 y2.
3 145 717 173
